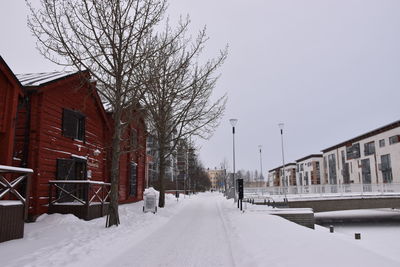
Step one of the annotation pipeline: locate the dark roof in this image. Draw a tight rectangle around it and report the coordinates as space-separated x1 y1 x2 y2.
296 154 322 163
16 71 77 87
268 163 296 172
322 120 400 153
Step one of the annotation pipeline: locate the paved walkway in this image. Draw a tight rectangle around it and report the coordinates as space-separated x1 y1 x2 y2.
112 195 236 267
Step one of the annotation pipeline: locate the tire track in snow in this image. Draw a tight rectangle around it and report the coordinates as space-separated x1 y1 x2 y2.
215 199 237 267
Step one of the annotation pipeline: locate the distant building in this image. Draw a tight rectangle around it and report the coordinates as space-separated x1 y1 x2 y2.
207 168 226 191
284 163 297 186
295 154 323 185
146 134 178 184
268 163 296 187
146 134 158 185
322 120 400 185
267 170 275 187
176 139 188 185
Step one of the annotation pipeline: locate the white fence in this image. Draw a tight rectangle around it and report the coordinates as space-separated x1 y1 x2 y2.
244 183 400 198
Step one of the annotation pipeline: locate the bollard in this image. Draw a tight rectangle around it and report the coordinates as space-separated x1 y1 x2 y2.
355 233 361 240
264 199 266 205
329 225 334 233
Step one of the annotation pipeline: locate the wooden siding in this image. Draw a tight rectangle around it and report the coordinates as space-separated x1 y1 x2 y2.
0 204 25 243
118 117 147 204
0 64 21 166
0 72 7 131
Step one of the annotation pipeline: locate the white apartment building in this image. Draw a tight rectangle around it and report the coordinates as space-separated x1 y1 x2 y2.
322 120 400 185
207 168 226 190
268 163 296 187
295 154 323 186
267 170 275 187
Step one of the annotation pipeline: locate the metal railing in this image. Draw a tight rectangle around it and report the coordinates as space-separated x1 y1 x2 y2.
244 183 400 198
0 165 33 219
48 180 111 207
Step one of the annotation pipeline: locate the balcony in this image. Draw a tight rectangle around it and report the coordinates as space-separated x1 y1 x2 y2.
48 180 110 220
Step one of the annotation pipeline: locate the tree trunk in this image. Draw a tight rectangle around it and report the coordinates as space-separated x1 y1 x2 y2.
106 109 122 227
158 139 166 207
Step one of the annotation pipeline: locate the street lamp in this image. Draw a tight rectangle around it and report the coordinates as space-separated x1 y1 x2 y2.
230 118 238 202
258 145 263 187
278 123 286 189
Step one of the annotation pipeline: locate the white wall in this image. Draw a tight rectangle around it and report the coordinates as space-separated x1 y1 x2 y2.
296 157 324 185
323 126 400 184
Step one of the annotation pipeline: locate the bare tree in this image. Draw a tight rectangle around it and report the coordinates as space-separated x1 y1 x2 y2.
27 0 167 227
137 21 227 207
186 153 210 192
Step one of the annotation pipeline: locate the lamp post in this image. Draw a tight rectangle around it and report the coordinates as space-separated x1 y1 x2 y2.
230 118 238 203
278 123 287 191
258 145 263 187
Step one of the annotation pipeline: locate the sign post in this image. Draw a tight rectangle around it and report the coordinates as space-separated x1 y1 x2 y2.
237 178 244 211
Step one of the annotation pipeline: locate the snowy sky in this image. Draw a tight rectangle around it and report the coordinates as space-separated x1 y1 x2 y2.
1 1 400 174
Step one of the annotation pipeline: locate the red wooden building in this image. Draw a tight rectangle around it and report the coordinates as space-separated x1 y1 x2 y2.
0 56 23 166
117 113 147 204
0 55 148 222
0 57 32 242
14 71 112 219
1 66 147 223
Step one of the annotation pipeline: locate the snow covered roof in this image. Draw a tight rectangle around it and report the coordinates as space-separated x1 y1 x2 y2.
296 154 323 163
16 71 77 87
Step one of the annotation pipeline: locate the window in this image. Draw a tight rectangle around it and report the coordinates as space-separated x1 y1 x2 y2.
323 156 328 183
379 139 385 147
346 143 360 160
342 163 350 184
300 164 304 171
389 135 400 145
129 162 137 197
304 172 309 185
130 128 138 150
62 109 85 141
364 141 375 156
315 162 321 184
361 159 371 184
381 154 392 183
328 154 337 184
341 150 345 165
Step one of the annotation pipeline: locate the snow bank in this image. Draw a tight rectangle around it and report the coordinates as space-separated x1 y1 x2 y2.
221 198 400 267
0 195 193 267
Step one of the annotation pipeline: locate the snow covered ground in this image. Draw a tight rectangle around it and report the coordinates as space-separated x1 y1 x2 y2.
1 192 400 267
316 209 400 264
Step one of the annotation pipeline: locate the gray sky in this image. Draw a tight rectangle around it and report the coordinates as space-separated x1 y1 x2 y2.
1 1 400 175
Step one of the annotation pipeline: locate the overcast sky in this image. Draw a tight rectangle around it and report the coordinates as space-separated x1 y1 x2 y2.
1 1 400 175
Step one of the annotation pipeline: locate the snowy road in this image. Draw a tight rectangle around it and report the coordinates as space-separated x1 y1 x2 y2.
2 192 400 267
109 195 236 267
